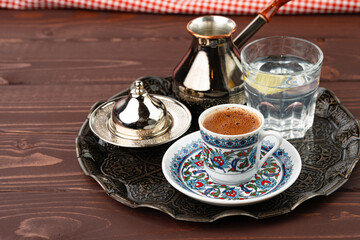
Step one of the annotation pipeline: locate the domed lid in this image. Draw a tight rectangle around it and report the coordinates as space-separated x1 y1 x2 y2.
108 80 172 140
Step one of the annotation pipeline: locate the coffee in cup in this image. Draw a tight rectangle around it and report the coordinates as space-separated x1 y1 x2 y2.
199 104 283 185
202 106 261 135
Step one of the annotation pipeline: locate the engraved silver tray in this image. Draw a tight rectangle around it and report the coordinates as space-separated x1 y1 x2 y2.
76 76 360 222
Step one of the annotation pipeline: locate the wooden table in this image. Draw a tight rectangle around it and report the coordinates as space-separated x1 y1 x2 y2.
0 10 359 239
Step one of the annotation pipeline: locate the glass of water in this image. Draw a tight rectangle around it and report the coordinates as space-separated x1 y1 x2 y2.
240 36 323 139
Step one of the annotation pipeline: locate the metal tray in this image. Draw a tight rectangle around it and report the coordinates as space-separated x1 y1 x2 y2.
76 76 360 222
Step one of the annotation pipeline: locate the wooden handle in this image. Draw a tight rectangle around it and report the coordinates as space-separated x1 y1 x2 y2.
259 0 291 22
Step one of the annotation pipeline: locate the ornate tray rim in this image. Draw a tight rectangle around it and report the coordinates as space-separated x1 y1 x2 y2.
76 76 360 222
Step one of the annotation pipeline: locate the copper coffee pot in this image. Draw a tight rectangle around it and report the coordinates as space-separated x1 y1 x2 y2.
172 0 291 115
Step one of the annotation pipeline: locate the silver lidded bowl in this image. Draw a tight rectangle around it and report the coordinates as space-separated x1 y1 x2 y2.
89 78 192 148
109 80 172 140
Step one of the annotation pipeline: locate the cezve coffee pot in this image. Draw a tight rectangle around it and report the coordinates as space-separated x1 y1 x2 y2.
172 0 291 115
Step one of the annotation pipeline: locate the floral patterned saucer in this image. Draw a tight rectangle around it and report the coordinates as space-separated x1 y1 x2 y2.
162 131 302 206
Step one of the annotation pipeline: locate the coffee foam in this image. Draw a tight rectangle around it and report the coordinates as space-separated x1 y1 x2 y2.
202 107 261 135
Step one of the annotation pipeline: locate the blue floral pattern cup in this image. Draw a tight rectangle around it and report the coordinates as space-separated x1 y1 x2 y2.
199 104 283 185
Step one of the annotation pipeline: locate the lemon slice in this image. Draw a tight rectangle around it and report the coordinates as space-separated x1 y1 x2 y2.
245 72 290 95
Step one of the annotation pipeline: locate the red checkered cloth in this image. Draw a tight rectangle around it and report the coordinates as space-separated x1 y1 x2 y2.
1 0 359 14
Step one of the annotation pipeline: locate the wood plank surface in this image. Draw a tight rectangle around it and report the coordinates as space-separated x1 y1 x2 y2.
0 10 359 239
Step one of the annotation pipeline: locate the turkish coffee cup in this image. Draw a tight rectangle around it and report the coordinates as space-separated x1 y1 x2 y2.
198 104 283 185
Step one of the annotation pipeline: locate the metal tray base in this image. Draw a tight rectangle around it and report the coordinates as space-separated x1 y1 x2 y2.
76 76 360 222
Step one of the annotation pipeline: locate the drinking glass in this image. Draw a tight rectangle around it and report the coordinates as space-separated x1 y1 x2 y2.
241 36 323 139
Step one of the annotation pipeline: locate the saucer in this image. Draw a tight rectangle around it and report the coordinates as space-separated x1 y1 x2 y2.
162 131 302 206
